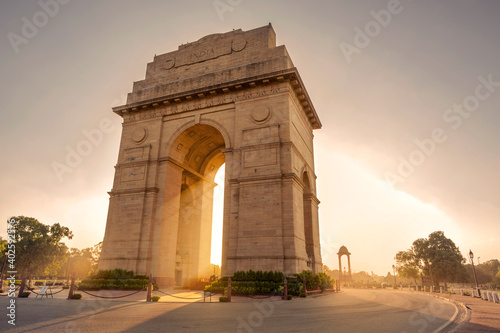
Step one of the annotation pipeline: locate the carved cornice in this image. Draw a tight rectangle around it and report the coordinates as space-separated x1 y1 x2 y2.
112 68 321 129
108 187 159 197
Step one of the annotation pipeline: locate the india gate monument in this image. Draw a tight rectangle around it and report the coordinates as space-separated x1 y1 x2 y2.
99 24 323 287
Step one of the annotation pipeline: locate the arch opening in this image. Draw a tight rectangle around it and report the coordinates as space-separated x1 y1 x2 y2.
210 164 225 278
337 246 352 283
164 124 226 287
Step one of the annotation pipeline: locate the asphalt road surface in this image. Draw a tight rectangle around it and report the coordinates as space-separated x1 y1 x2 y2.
0 289 462 332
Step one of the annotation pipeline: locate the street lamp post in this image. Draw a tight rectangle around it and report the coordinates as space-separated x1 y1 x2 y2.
392 265 397 286
429 261 434 288
469 250 480 296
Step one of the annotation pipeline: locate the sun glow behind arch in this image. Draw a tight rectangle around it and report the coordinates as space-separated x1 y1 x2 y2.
211 164 225 266
316 145 464 274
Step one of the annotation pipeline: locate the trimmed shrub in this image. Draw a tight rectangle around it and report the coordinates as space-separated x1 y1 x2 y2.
299 292 307 298
90 269 135 280
287 281 304 296
204 280 228 294
206 270 332 297
287 294 293 300
231 270 284 283
151 295 161 302
78 269 155 291
317 273 334 291
70 293 82 299
78 278 151 290
219 296 229 302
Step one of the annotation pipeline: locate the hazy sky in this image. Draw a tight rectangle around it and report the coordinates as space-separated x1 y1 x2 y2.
1 0 499 276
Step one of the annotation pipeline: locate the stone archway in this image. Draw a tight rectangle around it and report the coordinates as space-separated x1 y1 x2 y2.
158 124 226 287
98 25 323 286
337 245 352 282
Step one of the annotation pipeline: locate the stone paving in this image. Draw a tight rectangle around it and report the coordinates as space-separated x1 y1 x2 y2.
442 293 500 332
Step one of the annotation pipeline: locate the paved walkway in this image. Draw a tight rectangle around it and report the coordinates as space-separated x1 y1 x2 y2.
0 288 460 332
442 293 500 332
3 287 499 331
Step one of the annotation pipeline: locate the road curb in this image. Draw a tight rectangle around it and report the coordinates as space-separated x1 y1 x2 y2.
429 294 470 333
398 290 470 332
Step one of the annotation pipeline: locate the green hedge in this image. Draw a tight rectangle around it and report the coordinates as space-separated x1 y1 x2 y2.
296 271 334 291
88 269 136 280
204 269 334 296
286 280 304 296
78 278 150 290
232 270 284 282
78 269 155 290
204 273 283 295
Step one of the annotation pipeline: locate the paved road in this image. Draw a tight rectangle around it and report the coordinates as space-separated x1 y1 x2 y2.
0 289 461 332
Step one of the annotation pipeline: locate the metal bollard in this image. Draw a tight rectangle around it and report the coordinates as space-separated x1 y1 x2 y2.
284 277 288 300
67 273 76 300
146 274 152 302
460 288 464 296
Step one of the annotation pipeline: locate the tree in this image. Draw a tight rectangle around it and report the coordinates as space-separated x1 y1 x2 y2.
57 241 103 279
395 250 420 284
89 241 102 271
493 270 500 287
351 271 372 283
395 231 467 287
477 259 500 283
59 248 92 279
9 216 73 295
